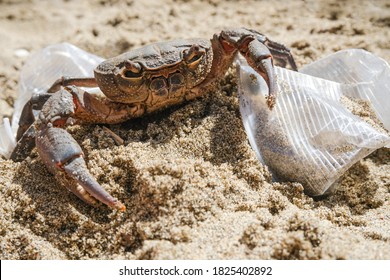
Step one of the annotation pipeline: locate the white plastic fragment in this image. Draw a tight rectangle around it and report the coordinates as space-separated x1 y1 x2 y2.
237 49 390 195
0 118 17 159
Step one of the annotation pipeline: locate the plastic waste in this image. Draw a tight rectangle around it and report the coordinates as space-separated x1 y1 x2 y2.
0 43 104 158
237 49 390 195
0 118 16 159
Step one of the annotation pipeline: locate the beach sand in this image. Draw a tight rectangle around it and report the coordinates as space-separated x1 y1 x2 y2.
0 0 389 259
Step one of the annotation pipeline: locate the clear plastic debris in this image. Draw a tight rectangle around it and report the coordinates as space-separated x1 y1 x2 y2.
237 49 390 196
0 43 104 158
0 118 16 159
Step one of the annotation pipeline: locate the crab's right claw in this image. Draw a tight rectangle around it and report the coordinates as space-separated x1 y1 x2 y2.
245 40 277 109
36 126 126 211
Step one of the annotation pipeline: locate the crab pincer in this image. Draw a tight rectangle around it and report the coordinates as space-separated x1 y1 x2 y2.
36 126 126 211
244 39 277 108
34 87 126 211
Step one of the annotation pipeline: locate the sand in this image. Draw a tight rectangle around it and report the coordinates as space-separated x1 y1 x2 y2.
0 0 389 259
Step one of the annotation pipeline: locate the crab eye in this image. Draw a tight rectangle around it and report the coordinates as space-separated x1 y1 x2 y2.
123 60 143 79
124 70 142 78
187 54 202 63
183 44 205 66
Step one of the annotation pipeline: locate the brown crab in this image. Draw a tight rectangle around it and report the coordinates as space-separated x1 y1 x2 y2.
11 28 297 211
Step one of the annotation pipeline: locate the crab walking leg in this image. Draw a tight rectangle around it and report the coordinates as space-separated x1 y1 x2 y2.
47 77 98 93
36 126 126 211
11 92 53 162
11 124 37 162
262 38 298 71
42 85 145 126
16 92 53 138
16 99 36 141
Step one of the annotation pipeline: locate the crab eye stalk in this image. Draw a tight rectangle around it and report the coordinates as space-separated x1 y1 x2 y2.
123 60 143 79
183 44 205 66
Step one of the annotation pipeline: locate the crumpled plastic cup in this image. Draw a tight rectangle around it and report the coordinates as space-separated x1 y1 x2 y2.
0 43 104 158
238 49 390 195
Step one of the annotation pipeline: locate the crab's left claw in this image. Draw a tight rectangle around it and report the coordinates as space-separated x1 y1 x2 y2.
36 126 126 211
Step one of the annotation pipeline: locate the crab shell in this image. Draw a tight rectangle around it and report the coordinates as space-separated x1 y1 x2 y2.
94 39 213 111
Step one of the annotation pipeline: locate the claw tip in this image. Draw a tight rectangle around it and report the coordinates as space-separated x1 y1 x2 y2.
114 201 126 211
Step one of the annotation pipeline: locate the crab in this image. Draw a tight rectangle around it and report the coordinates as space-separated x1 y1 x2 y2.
11 28 297 211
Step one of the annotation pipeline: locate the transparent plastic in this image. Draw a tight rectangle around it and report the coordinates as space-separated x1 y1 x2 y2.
237 49 390 195
0 118 16 159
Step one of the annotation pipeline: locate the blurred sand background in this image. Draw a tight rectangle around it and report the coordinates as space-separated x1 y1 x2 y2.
0 0 389 259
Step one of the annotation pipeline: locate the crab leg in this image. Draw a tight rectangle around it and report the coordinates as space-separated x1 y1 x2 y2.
10 92 53 162
263 39 298 71
10 124 36 162
47 77 97 93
